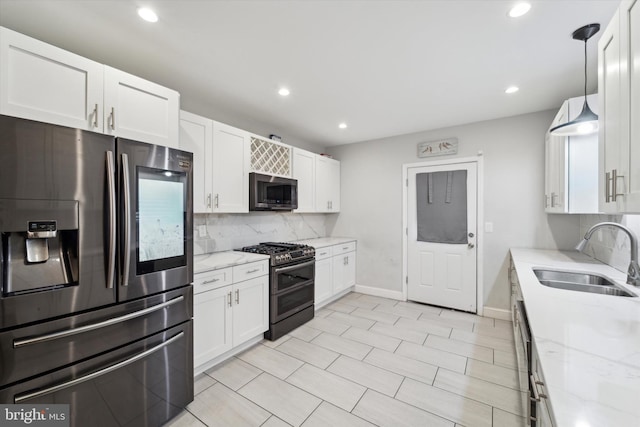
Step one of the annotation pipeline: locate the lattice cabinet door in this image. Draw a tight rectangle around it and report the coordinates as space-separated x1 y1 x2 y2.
250 136 292 177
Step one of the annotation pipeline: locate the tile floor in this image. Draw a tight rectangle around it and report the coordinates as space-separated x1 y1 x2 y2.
166 292 526 427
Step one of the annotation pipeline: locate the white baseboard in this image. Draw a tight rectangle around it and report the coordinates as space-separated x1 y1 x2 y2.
483 306 512 321
354 284 404 301
194 335 263 377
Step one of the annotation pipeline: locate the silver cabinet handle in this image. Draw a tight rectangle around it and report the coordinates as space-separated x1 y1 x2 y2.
109 107 115 130
612 169 624 201
228 291 232 307
14 296 184 348
15 331 184 403
235 289 240 304
202 278 220 285
93 104 99 128
215 194 219 208
605 171 612 202
544 194 549 208
121 153 131 287
105 151 116 289
246 268 260 274
529 374 548 402
550 192 556 207
207 193 212 209
320 252 327 256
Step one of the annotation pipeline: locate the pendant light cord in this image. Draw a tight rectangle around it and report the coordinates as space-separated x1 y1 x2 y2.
584 39 588 102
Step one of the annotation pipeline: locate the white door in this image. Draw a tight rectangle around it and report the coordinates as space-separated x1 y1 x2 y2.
293 148 316 213
407 162 477 312
211 121 250 213
232 276 269 344
193 286 233 368
179 111 213 213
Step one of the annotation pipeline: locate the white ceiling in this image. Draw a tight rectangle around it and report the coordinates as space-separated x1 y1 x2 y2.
0 0 619 147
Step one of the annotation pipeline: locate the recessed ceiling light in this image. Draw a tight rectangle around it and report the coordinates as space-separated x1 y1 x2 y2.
508 2 531 18
278 88 290 97
138 7 158 23
338 123 347 129
505 86 520 94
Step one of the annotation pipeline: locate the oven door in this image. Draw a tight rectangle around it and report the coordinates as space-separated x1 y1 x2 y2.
117 139 193 302
271 282 315 323
271 259 315 293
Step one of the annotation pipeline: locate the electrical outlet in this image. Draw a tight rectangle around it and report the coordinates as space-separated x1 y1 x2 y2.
198 225 207 237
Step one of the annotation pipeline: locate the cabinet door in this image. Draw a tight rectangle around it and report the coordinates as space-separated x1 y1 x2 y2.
293 148 316 212
315 155 341 212
212 121 250 212
179 111 213 213
545 102 568 213
103 66 180 147
315 256 333 305
598 10 623 213
621 0 640 212
194 286 232 368
333 251 356 293
232 276 268 345
0 27 104 131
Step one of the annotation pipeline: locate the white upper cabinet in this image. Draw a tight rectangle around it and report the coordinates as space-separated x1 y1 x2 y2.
293 148 316 212
212 121 250 213
103 66 179 147
545 95 599 214
0 27 180 147
599 2 640 213
179 111 213 213
0 26 104 131
315 155 341 212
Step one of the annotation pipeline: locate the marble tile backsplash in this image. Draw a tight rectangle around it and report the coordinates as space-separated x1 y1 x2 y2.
193 212 328 254
579 214 640 273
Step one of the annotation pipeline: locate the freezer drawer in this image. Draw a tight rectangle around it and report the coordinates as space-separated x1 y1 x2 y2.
0 321 193 427
0 286 192 386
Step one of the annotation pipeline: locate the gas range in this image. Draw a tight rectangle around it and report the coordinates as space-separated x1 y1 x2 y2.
238 242 315 266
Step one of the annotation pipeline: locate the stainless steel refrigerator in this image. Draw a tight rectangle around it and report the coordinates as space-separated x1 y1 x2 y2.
0 115 194 426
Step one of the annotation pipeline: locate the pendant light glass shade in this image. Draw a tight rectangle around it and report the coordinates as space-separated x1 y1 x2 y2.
550 23 600 136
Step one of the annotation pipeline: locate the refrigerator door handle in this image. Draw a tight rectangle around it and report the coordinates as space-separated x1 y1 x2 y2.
121 153 131 287
106 151 116 289
13 295 185 348
14 331 185 403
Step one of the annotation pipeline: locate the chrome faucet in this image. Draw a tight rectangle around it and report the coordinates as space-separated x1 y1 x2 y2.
575 222 640 287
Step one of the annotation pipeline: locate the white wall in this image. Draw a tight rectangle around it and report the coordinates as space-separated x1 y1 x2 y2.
325 110 581 311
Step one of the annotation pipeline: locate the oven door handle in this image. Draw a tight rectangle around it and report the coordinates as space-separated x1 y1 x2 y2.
273 259 315 274
13 296 184 348
14 331 184 403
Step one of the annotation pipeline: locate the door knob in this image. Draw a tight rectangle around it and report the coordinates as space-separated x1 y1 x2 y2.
468 243 475 248
468 232 474 238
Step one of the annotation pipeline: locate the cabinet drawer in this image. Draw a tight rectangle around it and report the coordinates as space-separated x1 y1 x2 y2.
333 241 356 255
233 260 269 282
193 267 233 294
315 246 333 260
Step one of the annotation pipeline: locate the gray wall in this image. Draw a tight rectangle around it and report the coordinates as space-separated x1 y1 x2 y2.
325 110 581 311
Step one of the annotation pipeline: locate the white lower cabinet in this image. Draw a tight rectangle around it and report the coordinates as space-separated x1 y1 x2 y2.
193 260 268 373
531 341 555 427
314 248 334 304
312 240 357 308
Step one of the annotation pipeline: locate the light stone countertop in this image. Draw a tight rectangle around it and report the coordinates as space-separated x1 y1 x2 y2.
509 248 640 427
294 237 357 248
194 251 270 275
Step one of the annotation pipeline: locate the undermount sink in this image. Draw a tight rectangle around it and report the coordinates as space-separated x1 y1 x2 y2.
533 269 637 297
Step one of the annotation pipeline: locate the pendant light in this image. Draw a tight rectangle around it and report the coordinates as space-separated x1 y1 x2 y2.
550 23 600 136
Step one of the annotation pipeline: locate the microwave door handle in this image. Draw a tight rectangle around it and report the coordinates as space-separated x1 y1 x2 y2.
121 153 131 287
106 151 116 289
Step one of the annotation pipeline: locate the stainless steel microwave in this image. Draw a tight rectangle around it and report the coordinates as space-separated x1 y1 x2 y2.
249 172 298 211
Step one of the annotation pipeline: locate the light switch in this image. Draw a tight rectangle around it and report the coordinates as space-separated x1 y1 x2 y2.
485 222 494 233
